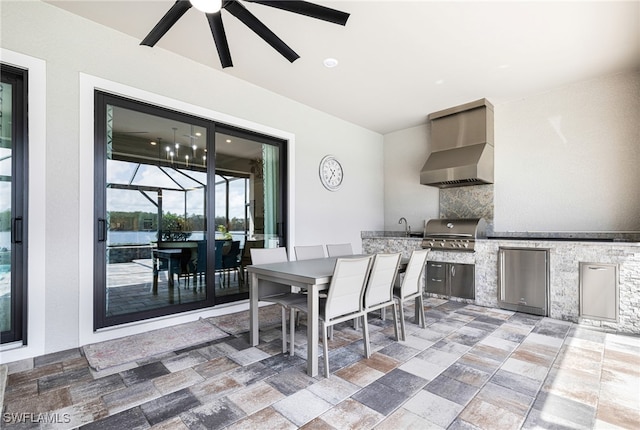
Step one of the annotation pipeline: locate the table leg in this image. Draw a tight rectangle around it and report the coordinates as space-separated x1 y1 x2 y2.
168 257 174 288
152 255 159 294
249 272 259 346
307 283 320 377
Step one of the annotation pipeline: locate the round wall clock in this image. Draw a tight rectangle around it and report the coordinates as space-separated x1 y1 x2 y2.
319 155 343 191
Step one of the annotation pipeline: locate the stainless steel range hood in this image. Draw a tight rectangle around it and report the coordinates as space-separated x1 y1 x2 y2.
421 98 494 188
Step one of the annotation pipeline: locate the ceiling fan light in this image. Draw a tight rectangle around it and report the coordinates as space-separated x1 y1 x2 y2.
190 0 222 14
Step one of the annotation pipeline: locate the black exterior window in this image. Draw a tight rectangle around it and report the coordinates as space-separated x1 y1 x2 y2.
1 64 28 344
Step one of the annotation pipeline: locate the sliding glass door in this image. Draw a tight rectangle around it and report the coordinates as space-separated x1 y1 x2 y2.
94 93 215 329
213 127 286 303
94 92 287 328
0 65 27 344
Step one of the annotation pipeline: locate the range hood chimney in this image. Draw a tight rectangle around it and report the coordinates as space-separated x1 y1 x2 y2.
421 98 494 188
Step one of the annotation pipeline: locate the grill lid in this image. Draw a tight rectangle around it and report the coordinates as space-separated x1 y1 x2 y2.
424 218 488 239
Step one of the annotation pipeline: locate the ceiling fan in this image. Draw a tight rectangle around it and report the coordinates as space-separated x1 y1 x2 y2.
141 0 350 68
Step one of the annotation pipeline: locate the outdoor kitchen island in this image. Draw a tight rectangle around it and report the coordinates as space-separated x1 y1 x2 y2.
362 231 640 335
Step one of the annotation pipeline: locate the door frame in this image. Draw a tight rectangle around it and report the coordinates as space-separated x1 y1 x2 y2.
80 75 295 343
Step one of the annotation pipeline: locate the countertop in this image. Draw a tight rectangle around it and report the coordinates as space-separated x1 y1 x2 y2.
362 230 640 244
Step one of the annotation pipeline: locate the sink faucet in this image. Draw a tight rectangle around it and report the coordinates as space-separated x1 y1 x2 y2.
398 217 411 236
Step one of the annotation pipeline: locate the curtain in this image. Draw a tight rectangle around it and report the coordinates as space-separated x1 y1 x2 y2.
262 144 278 247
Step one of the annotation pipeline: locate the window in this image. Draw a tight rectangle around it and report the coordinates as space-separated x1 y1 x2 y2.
0 64 28 344
94 92 287 328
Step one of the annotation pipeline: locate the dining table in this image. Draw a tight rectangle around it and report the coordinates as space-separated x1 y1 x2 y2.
247 255 413 377
151 248 182 292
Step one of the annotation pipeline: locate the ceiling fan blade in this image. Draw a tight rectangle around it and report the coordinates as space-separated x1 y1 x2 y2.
207 12 233 68
225 0 300 63
140 0 192 47
245 0 349 26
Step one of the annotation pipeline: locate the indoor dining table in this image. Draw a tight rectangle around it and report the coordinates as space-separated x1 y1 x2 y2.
247 255 412 377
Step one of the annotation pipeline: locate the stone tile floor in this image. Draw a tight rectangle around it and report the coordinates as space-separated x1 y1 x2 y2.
2 298 639 429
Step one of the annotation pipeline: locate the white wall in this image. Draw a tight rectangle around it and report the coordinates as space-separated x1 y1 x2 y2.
0 1 383 360
383 71 640 233
383 125 438 232
494 71 640 232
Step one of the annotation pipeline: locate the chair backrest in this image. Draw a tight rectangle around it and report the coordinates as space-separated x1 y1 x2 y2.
324 256 373 321
400 249 429 297
214 240 224 270
294 245 325 260
250 247 289 265
364 253 402 308
241 240 265 267
326 243 354 257
223 241 241 268
194 240 206 273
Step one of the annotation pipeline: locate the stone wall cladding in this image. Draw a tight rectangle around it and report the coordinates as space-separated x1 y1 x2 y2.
108 246 152 263
363 233 640 334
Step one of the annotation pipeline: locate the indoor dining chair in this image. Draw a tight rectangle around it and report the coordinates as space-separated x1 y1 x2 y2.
362 253 403 346
326 243 353 257
250 248 306 355
394 249 429 340
294 245 326 260
289 255 373 377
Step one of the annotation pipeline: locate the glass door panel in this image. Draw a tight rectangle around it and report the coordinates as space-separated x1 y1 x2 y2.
213 130 285 303
0 81 13 336
95 95 214 328
1 65 26 344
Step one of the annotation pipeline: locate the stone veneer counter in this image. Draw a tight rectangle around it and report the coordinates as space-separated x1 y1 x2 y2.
362 232 640 334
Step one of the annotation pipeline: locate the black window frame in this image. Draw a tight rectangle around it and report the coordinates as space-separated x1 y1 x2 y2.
212 124 289 305
94 91 288 329
0 64 28 345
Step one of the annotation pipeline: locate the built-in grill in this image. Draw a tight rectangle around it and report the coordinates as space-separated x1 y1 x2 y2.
422 218 487 252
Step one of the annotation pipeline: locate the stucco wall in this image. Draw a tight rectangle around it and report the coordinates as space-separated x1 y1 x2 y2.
383 71 640 233
494 72 640 232
1 1 384 360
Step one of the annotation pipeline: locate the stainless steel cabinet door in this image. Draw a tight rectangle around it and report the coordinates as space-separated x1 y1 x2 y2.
449 263 475 299
580 263 618 322
498 247 549 315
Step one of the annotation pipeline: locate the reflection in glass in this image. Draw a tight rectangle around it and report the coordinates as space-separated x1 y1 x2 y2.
214 132 282 301
0 81 12 333
105 106 208 317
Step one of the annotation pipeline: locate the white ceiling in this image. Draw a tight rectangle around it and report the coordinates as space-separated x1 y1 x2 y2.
47 0 639 135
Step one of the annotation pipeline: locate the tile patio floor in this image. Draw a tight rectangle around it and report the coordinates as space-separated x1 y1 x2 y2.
2 298 639 429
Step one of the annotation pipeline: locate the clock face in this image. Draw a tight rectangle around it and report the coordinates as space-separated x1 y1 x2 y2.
319 155 343 191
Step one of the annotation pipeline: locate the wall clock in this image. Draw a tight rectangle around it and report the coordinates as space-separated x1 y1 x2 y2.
319 155 343 191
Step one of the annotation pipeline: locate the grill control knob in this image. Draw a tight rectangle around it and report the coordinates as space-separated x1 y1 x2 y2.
463 243 469 248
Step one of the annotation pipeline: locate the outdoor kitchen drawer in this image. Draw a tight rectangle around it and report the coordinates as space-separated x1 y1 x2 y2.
580 262 618 322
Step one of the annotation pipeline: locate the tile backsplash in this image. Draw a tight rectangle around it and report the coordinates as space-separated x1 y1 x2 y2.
439 184 494 233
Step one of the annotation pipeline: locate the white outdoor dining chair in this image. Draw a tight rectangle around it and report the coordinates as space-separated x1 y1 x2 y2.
394 249 429 340
294 245 326 260
289 255 373 377
362 253 403 345
326 243 353 257
250 247 306 355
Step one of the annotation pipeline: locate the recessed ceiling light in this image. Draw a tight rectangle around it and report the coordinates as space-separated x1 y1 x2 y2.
435 79 445 85
226 139 232 143
150 141 157 146
323 58 339 68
